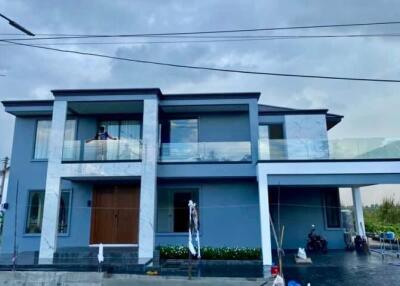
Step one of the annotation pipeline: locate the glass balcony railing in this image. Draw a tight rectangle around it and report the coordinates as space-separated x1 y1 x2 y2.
159 141 252 162
62 139 142 162
259 138 400 160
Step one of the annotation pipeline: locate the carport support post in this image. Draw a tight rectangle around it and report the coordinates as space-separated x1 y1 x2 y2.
257 173 273 277
352 187 366 237
138 98 158 263
39 101 67 264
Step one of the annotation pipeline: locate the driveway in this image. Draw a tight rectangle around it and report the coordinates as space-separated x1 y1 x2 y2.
281 250 400 285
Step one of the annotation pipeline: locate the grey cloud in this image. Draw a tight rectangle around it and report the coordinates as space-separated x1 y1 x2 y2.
1 0 400 161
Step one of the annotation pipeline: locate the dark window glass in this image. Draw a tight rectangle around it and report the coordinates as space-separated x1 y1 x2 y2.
26 191 71 234
26 192 45 233
259 124 286 159
157 189 199 233
173 192 193 232
324 189 341 228
58 191 71 233
268 124 284 139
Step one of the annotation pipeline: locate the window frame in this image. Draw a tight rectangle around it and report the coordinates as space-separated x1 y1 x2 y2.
322 189 342 230
32 118 78 162
32 119 52 161
156 188 200 234
160 117 199 144
24 189 73 237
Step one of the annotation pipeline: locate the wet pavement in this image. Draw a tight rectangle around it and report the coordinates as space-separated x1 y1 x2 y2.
280 250 400 285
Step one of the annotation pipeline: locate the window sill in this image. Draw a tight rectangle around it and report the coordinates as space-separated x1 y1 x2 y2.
31 159 48 162
23 233 70 237
324 227 343 231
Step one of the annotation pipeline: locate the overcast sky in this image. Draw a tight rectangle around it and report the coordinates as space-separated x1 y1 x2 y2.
0 1 399 205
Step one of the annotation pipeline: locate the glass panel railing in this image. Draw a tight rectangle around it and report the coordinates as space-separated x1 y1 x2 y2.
159 141 252 162
259 138 400 160
62 139 142 162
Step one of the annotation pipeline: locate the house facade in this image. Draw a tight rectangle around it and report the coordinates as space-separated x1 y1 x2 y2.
1 88 400 274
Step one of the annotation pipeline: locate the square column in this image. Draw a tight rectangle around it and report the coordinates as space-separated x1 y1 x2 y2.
257 172 273 277
39 101 67 264
138 98 158 263
352 186 366 237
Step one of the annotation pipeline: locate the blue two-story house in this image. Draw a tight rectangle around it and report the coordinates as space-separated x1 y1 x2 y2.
1 88 400 274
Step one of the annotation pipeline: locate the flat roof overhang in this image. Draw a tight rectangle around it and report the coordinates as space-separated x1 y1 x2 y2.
2 99 53 116
258 160 400 187
68 100 143 115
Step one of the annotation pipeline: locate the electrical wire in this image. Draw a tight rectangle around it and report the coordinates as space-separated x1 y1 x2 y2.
1 33 400 47
2 20 400 41
3 39 400 83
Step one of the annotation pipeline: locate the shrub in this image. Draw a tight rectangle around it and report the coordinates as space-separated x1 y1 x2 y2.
159 245 261 260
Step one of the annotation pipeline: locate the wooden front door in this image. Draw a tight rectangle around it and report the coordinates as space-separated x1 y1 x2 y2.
90 185 139 244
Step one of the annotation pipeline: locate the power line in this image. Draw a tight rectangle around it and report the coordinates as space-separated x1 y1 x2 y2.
3 39 400 83
2 20 400 41
0 33 399 47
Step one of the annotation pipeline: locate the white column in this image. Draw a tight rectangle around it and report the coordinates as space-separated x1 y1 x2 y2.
352 186 366 237
39 101 67 264
257 171 272 277
138 98 158 263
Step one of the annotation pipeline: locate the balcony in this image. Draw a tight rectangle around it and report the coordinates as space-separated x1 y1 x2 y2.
62 139 142 162
259 138 400 161
159 141 252 163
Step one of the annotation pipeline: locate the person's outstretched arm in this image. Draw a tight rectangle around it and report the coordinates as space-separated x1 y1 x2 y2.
107 132 117 140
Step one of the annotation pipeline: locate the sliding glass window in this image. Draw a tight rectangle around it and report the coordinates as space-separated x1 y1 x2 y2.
34 119 76 160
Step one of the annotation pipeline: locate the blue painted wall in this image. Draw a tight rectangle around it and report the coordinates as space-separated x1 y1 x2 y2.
269 187 345 250
156 182 344 250
1 117 94 254
197 112 250 142
155 180 261 247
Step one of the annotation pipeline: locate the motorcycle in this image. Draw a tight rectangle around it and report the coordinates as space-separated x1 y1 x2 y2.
306 224 328 253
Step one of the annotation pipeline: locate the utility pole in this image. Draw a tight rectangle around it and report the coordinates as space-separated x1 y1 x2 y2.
0 13 35 36
0 157 9 203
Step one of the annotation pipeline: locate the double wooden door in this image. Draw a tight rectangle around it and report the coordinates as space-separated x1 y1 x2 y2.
90 185 139 244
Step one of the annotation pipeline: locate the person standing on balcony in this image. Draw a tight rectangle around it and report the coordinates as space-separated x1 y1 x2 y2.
86 126 117 160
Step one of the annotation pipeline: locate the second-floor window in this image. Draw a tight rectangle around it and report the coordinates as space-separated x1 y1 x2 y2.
259 123 286 159
34 119 76 160
161 119 198 143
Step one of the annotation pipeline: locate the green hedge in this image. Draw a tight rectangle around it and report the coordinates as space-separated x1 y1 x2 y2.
365 221 400 236
159 245 261 260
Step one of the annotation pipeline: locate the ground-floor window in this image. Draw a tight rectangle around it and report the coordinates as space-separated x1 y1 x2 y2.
25 190 71 234
323 189 341 228
157 189 199 233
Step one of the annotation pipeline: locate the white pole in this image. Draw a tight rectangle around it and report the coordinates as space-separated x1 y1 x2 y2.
352 187 366 237
257 169 273 277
